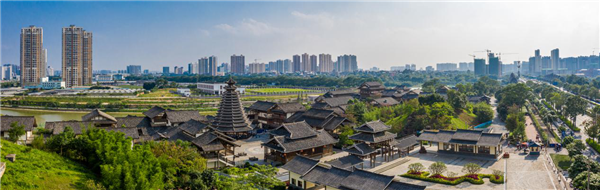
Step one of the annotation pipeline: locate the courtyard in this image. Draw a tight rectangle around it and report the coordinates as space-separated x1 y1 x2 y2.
377 146 561 190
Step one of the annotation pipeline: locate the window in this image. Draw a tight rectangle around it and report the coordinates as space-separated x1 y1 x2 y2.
291 178 296 186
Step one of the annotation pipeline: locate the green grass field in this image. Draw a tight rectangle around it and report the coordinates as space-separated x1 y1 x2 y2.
138 88 180 97
549 153 572 170
0 140 98 189
245 88 309 93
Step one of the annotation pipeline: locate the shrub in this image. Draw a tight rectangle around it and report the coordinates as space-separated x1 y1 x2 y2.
408 163 425 173
462 163 482 175
447 171 458 178
7 122 26 142
586 139 600 156
428 162 447 175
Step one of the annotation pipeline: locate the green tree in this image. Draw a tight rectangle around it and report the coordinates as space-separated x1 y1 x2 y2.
408 163 425 173
31 135 45 150
462 163 482 174
473 102 494 123
568 155 600 181
428 162 447 175
143 82 156 91
572 171 600 190
567 140 586 157
7 122 26 143
562 136 575 146
447 90 468 111
146 140 207 189
45 126 76 155
565 96 587 126
336 126 355 147
418 94 445 106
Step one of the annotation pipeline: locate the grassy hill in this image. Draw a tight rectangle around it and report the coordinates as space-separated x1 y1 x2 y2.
0 140 97 190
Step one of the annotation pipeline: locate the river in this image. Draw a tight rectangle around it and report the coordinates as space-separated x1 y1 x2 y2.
0 108 141 126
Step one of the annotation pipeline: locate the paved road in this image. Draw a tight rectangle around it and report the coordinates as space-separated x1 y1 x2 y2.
525 78 600 162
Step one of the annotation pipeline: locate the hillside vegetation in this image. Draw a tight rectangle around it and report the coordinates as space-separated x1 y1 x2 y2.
0 140 97 189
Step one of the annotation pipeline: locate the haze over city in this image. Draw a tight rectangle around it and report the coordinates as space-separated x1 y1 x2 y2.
2 1 598 71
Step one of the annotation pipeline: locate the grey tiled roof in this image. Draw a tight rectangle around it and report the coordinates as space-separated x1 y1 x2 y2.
354 121 391 133
339 169 394 190
1 116 36 132
385 181 426 190
115 116 151 128
477 133 504 146
248 101 276 112
81 109 117 122
349 131 396 143
325 155 364 170
270 121 317 140
321 96 353 107
416 129 504 147
302 109 335 119
263 129 337 153
372 97 400 106
392 134 418 149
166 110 206 123
275 102 306 113
452 129 482 141
280 155 320 176
178 119 209 135
344 143 377 156
302 165 331 184
45 121 94 135
143 106 166 118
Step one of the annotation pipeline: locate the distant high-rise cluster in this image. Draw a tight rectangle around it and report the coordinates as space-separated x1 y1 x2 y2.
335 54 358 73
126 65 142 75
248 62 266 74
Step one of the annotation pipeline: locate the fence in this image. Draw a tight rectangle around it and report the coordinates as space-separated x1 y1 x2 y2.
543 149 570 190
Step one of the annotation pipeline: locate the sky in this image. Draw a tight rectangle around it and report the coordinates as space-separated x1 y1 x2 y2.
2 1 599 71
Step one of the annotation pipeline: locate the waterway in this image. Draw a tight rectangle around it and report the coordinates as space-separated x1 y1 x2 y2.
0 108 140 126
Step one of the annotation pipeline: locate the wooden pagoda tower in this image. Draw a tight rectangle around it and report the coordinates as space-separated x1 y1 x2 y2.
212 78 253 138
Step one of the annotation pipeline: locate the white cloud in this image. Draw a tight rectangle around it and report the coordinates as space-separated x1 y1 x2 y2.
291 11 335 29
214 19 278 36
215 24 236 34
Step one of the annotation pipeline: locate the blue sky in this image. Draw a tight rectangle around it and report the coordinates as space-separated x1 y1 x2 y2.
2 1 598 71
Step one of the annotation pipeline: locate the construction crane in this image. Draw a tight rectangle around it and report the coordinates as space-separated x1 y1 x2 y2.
474 49 492 54
468 54 477 59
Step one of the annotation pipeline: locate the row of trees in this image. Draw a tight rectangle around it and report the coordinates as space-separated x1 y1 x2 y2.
126 71 480 88
33 127 283 190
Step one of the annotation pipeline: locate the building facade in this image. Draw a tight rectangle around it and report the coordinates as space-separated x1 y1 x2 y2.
20 25 44 86
231 54 245 74
126 65 142 75
319 54 333 73
62 25 93 87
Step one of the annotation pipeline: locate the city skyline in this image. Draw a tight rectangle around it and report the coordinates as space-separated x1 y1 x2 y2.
2 1 599 71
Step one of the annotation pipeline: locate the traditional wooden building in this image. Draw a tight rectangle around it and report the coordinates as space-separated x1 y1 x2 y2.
142 106 206 127
281 156 426 190
317 89 358 100
348 121 397 166
263 121 337 164
1 116 37 144
416 129 505 158
311 96 354 116
468 95 492 104
392 134 419 158
371 97 400 107
211 78 253 138
286 108 354 137
154 120 241 168
246 101 306 129
436 86 450 94
382 88 421 102
81 109 117 127
358 82 385 99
